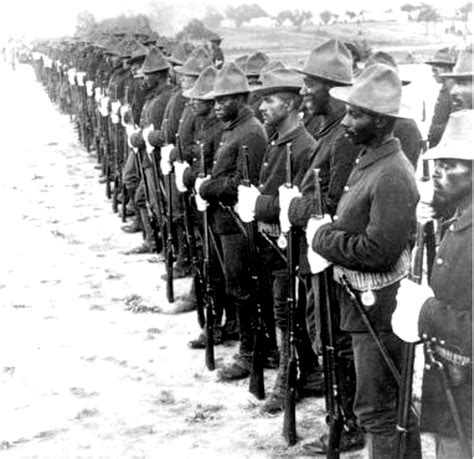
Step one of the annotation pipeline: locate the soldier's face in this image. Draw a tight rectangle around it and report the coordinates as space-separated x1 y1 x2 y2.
144 72 161 89
433 159 472 205
450 79 473 111
300 77 330 115
247 75 261 87
431 64 451 84
191 99 212 116
341 105 377 145
260 94 289 127
214 96 239 122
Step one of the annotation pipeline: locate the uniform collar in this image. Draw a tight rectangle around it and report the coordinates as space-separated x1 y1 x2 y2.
270 123 305 146
451 201 472 232
356 137 401 170
226 105 254 131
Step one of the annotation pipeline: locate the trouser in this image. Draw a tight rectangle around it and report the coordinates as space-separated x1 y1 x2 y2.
309 273 357 426
352 332 421 458
122 149 140 191
435 435 472 459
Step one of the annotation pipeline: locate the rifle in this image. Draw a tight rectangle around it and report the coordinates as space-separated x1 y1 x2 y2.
154 119 175 303
111 83 121 214
240 145 265 400
282 143 298 445
198 141 215 370
420 152 436 281
394 223 424 459
313 168 344 459
120 84 131 223
177 137 206 328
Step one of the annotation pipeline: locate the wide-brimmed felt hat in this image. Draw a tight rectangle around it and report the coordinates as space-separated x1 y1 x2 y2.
203 62 250 99
425 47 457 67
293 39 353 85
128 41 149 64
175 47 212 76
210 34 222 43
141 47 170 74
243 52 269 76
252 68 303 96
364 51 411 85
330 63 412 119
167 43 189 66
183 66 217 99
234 54 249 70
440 43 473 78
424 110 473 161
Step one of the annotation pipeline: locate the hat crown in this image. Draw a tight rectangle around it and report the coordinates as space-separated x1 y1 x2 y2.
452 45 473 76
260 60 286 75
365 51 398 71
177 47 212 75
244 52 269 76
259 68 303 92
234 55 248 69
168 43 188 65
347 63 401 116
141 47 170 73
212 62 250 97
186 66 217 98
432 47 457 65
300 39 353 85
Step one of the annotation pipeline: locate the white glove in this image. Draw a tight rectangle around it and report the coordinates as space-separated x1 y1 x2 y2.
235 184 260 223
416 179 436 224
143 124 154 155
76 71 86 87
392 278 433 342
126 125 140 148
110 101 121 124
120 104 131 126
99 96 109 117
278 185 302 233
94 87 102 103
160 143 173 175
195 175 211 212
174 161 190 193
307 248 332 274
85 80 94 97
306 215 332 246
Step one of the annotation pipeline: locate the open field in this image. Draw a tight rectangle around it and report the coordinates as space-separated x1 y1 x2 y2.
217 21 468 66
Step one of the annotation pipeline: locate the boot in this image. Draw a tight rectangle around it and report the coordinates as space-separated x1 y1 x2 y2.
121 214 142 233
188 326 223 349
168 280 197 314
123 209 157 255
217 304 254 381
303 423 365 454
260 328 289 414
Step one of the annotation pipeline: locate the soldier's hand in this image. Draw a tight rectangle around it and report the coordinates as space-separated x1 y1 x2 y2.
235 184 260 223
305 215 332 246
174 161 190 193
195 175 211 212
392 278 433 343
160 144 174 175
307 248 332 274
278 185 301 233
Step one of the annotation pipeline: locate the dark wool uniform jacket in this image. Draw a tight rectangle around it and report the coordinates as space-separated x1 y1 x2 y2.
394 118 422 170
254 124 316 223
418 202 472 438
183 113 225 190
427 83 453 148
312 138 419 331
199 106 268 234
288 109 359 275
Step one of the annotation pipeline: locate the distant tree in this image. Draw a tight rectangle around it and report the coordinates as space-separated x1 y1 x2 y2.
401 3 418 13
175 19 215 41
292 10 313 26
203 7 224 28
75 11 96 36
457 2 473 31
417 3 441 34
98 14 153 35
345 10 357 20
320 10 333 24
226 4 268 27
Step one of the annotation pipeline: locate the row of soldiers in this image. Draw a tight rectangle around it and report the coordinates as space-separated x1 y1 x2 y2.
31 34 472 458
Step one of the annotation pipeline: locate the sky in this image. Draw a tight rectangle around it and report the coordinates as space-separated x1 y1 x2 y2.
0 0 467 40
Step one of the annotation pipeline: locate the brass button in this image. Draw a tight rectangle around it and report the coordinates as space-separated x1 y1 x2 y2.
263 162 268 167
436 258 443 266
355 158 360 164
344 185 350 192
333 215 338 221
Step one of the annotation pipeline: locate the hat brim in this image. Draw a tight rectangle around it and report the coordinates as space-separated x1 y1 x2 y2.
292 68 353 86
251 85 302 96
174 66 200 76
202 89 250 100
439 71 474 78
425 60 456 67
183 88 210 99
423 143 473 161
330 86 414 119
142 65 170 74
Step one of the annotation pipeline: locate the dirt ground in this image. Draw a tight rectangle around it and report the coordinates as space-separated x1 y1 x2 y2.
0 62 437 458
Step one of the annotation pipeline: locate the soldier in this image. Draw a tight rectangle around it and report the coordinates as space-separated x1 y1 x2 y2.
242 52 270 124
280 39 364 453
235 68 321 413
195 63 270 381
126 48 173 255
209 35 224 69
393 110 472 459
425 47 457 147
173 66 237 346
306 64 422 458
